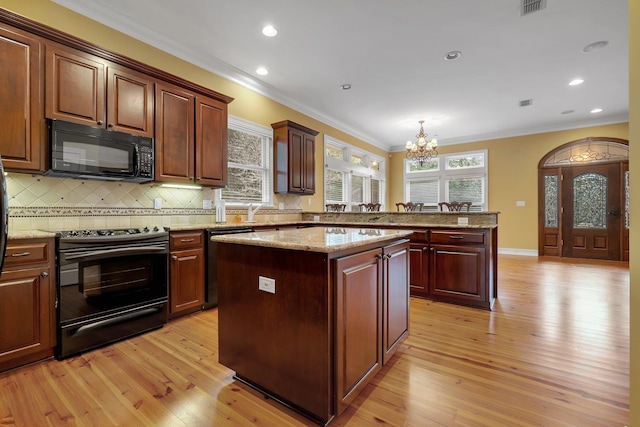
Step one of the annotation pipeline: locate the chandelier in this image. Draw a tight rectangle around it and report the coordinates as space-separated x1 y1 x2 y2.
406 120 438 166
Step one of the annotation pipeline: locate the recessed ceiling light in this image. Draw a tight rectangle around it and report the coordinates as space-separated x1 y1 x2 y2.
262 25 278 37
340 84 352 90
582 41 608 53
256 67 269 76
561 110 575 115
568 78 584 86
590 108 603 113
444 51 461 60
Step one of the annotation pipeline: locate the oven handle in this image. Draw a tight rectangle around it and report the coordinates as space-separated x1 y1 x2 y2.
62 245 167 261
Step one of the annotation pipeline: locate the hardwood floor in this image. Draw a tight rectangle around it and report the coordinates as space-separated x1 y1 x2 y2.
0 255 629 426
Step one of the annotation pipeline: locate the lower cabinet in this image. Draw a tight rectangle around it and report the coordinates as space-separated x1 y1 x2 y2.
169 231 205 319
0 238 56 372
409 228 495 310
334 240 410 414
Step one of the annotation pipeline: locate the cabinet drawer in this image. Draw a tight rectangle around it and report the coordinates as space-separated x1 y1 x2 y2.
4 242 50 267
430 230 485 245
170 231 204 249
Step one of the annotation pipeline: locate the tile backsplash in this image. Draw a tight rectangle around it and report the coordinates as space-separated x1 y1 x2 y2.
7 173 301 232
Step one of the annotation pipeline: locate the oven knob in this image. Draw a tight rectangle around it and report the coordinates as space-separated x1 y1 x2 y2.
143 227 150 232
68 230 79 237
153 226 159 232
82 230 92 236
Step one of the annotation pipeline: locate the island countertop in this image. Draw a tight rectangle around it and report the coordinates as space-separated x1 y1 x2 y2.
209 226 413 253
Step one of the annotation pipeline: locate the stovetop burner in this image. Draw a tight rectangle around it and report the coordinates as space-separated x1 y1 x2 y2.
59 226 167 239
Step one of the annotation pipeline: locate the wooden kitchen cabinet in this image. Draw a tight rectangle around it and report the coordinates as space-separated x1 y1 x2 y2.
0 23 45 172
0 238 56 373
409 231 430 299
382 240 410 364
429 229 493 310
334 247 383 415
272 120 318 194
45 43 154 137
156 82 228 186
169 231 205 319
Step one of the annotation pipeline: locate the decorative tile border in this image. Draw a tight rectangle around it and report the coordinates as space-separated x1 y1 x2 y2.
8 206 302 218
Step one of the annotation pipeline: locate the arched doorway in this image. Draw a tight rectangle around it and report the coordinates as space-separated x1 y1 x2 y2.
538 137 629 261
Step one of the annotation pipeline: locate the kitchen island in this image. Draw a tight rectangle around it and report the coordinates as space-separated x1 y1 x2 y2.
212 227 412 425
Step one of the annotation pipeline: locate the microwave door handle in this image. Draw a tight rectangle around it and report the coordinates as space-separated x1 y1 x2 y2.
133 145 140 177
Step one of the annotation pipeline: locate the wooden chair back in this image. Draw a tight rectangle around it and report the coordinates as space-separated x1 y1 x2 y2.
438 201 472 212
326 203 347 212
395 202 423 212
359 203 381 212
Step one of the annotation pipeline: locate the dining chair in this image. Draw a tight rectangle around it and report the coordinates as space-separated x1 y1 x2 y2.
438 201 472 212
326 203 347 212
395 202 422 212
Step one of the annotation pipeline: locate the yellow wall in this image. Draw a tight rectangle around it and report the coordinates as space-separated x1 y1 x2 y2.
629 1 638 424
389 122 629 251
0 0 388 213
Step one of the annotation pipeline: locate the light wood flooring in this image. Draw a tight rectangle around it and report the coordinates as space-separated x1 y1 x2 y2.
0 255 629 426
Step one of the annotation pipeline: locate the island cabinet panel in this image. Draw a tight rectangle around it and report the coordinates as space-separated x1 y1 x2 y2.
0 23 45 172
334 248 383 415
218 244 332 424
382 240 410 364
408 231 429 298
0 238 56 373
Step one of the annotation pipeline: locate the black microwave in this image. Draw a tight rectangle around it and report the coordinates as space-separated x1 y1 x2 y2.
46 119 154 183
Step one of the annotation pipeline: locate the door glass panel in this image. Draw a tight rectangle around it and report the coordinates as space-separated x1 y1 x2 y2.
573 173 607 229
625 170 630 229
544 175 558 227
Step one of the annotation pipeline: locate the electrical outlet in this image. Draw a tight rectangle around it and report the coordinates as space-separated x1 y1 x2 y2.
516 200 526 207
313 215 320 222
259 276 275 294
279 202 284 210
154 198 162 209
457 217 469 225
203 199 212 209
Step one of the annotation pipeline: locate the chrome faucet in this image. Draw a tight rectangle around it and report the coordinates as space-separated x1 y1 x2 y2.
247 203 263 222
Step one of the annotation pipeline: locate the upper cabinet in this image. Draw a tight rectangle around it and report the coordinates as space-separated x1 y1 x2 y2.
0 8 233 178
45 43 154 137
272 120 319 195
0 23 45 172
155 83 228 186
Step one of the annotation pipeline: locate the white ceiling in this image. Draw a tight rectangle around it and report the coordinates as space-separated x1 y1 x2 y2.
53 0 628 151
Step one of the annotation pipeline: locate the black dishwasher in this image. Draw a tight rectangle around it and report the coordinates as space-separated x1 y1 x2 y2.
205 227 254 309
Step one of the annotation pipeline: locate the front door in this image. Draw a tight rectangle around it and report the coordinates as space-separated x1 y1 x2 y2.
561 163 621 260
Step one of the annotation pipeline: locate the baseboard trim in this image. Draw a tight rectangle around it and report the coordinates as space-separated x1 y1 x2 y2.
498 248 538 256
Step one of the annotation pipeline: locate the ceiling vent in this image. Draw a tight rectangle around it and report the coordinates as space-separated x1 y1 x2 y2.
521 0 547 16
519 99 533 107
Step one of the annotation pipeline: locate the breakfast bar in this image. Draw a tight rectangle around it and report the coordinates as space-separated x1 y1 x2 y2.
212 227 412 425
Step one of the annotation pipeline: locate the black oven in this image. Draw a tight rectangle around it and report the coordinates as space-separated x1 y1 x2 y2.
56 227 169 359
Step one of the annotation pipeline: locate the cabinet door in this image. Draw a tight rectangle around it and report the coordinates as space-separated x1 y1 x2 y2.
0 24 44 171
302 132 316 194
106 66 154 137
45 44 105 127
170 248 205 318
0 267 52 369
195 95 227 186
334 248 382 415
429 244 487 305
155 82 195 183
382 241 409 364
409 242 429 298
288 128 305 193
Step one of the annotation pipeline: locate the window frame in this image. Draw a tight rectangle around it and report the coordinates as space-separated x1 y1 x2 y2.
218 116 274 207
404 149 488 211
324 136 385 211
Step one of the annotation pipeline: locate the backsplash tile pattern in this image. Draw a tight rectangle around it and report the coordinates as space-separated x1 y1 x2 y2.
7 173 302 232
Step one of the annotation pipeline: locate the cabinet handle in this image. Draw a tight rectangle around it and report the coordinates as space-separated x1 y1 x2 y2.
449 235 464 239
97 120 104 125
107 123 114 128
40 272 48 278
180 239 195 243
7 251 30 257
430 247 434 251
171 255 178 260
422 247 429 252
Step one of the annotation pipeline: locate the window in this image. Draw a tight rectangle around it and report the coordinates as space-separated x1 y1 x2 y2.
220 116 273 206
404 150 487 211
324 136 385 211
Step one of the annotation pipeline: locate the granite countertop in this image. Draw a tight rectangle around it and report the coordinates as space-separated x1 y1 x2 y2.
209 226 413 253
8 230 58 240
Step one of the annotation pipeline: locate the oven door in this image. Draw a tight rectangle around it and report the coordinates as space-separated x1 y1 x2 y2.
58 243 169 325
